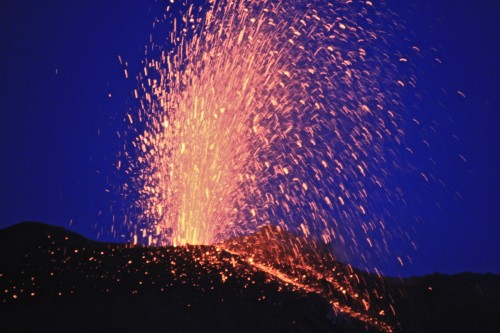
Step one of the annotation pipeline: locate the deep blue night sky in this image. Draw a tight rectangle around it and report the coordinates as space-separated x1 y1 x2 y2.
0 0 498 277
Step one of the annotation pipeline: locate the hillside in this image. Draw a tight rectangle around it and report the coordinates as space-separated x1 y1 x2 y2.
0 222 499 332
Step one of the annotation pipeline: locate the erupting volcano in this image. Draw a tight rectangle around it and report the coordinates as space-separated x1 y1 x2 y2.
123 0 410 259
116 0 418 331
1 0 499 332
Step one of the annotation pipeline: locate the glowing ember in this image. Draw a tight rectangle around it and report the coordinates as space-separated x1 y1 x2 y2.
121 1 415 330
125 0 410 254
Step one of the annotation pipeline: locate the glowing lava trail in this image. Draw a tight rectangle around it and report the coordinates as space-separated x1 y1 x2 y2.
122 1 414 330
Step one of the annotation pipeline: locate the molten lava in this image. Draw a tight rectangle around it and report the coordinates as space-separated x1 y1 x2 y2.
124 0 410 260
120 1 417 331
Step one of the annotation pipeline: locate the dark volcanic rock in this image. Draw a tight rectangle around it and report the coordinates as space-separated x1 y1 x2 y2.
0 222 499 333
0 222 351 333
0 221 97 258
388 272 500 333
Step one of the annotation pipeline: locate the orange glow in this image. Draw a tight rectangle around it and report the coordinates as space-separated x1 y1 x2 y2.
124 0 409 253
119 1 415 331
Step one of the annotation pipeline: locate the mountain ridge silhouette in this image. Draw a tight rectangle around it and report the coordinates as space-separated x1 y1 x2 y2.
0 221 499 333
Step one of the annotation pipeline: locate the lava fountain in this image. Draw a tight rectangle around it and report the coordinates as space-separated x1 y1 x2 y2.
123 0 412 270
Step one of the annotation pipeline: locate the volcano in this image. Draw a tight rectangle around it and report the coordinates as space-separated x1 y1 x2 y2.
0 222 499 333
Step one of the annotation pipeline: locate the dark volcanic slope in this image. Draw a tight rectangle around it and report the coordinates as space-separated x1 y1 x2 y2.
0 221 96 255
0 222 368 333
1 222 499 333
388 272 500 333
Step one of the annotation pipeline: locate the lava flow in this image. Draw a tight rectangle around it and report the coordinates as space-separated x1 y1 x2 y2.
120 0 416 331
